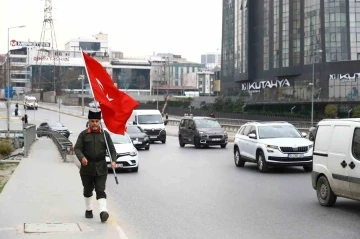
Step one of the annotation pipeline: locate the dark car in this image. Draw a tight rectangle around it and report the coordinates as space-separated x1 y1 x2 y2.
37 121 71 138
178 116 228 148
126 125 150 150
309 125 317 141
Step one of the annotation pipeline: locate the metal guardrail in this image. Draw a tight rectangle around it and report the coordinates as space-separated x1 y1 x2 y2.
0 123 36 158
36 130 74 162
166 119 311 133
23 124 36 157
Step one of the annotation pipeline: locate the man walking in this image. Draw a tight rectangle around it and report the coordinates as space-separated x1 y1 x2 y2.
74 110 117 222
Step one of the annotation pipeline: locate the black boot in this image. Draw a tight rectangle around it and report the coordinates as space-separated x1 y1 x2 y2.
85 210 93 218
100 211 109 222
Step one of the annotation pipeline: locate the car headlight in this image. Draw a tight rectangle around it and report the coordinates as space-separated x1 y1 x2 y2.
224 131 228 135
198 131 204 135
144 136 149 141
130 150 137 156
266 145 279 150
309 144 313 149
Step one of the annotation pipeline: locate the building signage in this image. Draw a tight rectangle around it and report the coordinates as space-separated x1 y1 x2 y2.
33 56 69 62
241 79 290 91
329 73 360 82
10 40 50 47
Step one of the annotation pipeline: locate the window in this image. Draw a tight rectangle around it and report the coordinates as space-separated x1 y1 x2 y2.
180 119 186 128
258 125 301 139
194 119 221 128
109 133 132 144
242 125 251 136
249 126 257 135
138 115 163 124
352 128 360 161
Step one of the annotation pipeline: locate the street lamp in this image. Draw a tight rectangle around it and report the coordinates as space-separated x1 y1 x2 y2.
310 49 323 126
78 70 85 116
7 25 25 135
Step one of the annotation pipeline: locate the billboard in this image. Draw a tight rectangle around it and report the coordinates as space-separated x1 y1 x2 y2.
10 40 50 47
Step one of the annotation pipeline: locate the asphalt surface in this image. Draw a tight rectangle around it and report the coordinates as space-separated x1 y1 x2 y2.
3 102 360 239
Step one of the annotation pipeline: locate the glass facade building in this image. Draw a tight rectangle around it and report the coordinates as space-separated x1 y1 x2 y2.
221 0 360 109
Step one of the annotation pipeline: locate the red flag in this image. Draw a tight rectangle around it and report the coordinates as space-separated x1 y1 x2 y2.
82 52 139 134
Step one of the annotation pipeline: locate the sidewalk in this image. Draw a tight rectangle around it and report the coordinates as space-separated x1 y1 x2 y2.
0 138 127 238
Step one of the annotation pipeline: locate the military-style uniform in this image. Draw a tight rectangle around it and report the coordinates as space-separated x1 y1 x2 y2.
74 110 117 222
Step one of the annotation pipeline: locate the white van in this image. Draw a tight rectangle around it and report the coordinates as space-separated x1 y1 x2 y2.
312 118 360 206
130 110 166 144
24 96 38 110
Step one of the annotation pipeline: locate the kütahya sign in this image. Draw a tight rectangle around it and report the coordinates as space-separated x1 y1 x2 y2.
329 73 360 82
241 79 290 91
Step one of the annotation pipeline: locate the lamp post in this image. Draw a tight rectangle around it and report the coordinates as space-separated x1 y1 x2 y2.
78 71 85 116
7 25 25 135
311 49 323 126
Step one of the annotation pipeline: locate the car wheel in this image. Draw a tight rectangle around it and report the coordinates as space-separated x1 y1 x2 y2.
220 144 227 148
234 148 245 167
257 151 269 173
145 145 150 150
316 176 337 206
303 166 312 172
161 139 166 144
37 134 41 137
179 136 185 147
132 166 139 172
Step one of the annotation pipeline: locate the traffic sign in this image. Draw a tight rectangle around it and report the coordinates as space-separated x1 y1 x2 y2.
5 86 14 98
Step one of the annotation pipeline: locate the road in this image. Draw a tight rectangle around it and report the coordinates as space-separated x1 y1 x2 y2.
2 103 360 239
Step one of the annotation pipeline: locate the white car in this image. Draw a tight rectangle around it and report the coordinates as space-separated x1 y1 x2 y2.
233 121 313 173
105 131 139 172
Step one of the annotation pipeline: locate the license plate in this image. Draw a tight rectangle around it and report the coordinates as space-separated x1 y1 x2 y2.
133 140 142 144
116 164 123 168
288 154 304 158
212 138 221 141
150 136 157 139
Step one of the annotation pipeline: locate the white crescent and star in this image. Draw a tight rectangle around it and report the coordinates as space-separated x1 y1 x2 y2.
95 78 113 102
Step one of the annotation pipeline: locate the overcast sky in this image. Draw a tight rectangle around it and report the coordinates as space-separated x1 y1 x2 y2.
0 0 222 63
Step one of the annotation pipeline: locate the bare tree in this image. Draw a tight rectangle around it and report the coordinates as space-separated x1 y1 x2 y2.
161 61 172 115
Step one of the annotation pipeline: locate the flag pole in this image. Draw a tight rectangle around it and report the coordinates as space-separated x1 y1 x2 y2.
81 51 119 185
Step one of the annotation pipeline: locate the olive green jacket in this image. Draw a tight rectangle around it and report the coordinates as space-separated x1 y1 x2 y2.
74 129 117 176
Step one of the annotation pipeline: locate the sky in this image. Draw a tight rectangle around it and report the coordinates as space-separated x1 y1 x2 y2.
0 0 222 63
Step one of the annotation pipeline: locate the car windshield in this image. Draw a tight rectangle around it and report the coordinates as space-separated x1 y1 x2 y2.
110 133 132 144
48 122 63 127
126 126 143 133
194 119 221 128
138 115 163 124
28 100 36 103
258 125 301 139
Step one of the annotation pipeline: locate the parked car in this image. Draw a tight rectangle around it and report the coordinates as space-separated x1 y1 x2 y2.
37 121 71 138
312 119 360 206
89 101 100 108
126 125 150 150
105 131 139 172
178 115 228 148
308 125 318 141
233 121 313 173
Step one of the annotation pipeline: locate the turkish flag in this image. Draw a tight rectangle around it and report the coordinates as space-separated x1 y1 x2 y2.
82 52 139 134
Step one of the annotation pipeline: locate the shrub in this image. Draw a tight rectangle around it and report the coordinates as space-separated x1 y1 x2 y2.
0 140 13 157
324 104 338 118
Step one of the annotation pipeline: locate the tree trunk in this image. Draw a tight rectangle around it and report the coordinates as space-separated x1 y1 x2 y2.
161 94 170 115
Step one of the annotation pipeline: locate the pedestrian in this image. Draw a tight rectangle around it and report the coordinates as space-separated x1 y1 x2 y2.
24 114 28 124
74 110 117 222
165 113 168 120
14 108 18 117
15 103 18 109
